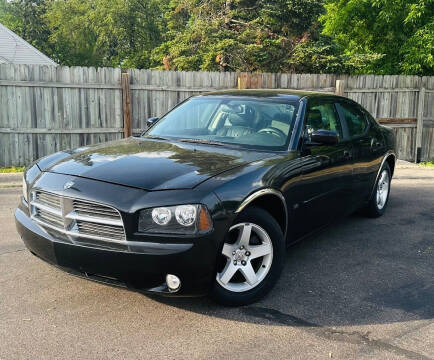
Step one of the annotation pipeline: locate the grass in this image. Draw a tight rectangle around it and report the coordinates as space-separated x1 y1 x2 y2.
419 161 434 167
0 166 25 173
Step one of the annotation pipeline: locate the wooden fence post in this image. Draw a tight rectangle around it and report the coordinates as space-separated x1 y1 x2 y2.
238 73 262 89
122 72 132 138
415 86 425 163
335 80 345 96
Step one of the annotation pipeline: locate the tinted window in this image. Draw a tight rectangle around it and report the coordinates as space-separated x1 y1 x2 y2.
337 102 368 138
305 103 343 140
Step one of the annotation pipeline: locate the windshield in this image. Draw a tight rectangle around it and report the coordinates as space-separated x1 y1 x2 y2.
145 97 300 151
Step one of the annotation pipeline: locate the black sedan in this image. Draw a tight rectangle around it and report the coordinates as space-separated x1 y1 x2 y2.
15 90 396 306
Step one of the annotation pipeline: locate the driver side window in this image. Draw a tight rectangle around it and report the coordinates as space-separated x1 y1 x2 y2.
305 103 343 141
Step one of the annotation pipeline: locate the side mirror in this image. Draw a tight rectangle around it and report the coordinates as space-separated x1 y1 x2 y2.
310 130 339 145
146 117 159 129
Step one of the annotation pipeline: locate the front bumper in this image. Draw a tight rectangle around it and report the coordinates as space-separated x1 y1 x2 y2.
15 207 219 297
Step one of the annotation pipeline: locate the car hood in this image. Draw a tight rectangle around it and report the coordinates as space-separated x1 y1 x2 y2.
39 137 275 191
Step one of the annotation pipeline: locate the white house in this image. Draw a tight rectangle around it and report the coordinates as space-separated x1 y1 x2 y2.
0 22 57 66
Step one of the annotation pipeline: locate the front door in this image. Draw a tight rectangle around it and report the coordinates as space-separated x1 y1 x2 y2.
296 98 354 235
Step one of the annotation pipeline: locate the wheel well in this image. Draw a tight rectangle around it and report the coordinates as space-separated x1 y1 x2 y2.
386 155 395 177
241 194 286 236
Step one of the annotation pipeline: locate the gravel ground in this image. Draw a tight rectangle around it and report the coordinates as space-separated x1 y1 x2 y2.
0 167 433 360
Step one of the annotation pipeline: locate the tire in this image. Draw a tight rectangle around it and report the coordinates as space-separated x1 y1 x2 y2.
211 206 285 306
363 162 392 218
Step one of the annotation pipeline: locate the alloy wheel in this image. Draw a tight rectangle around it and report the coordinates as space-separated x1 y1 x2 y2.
376 169 390 210
216 223 273 292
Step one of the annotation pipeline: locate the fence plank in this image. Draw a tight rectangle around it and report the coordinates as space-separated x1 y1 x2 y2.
336 80 345 96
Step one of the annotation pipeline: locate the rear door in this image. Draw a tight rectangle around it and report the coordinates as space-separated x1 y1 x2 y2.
335 100 384 206
297 97 354 234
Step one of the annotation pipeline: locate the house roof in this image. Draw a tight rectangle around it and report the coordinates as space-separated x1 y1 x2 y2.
0 22 57 66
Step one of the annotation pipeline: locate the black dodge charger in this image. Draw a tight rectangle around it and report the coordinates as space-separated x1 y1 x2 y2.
15 90 396 305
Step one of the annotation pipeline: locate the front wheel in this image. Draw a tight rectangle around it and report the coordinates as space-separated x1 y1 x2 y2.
211 207 285 306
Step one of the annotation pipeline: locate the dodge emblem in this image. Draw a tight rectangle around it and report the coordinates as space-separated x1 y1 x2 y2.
63 181 74 190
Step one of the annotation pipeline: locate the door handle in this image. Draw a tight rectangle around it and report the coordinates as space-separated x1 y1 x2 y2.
371 138 382 148
343 150 352 160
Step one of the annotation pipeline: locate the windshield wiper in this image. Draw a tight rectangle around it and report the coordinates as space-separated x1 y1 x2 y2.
178 138 225 146
143 135 170 141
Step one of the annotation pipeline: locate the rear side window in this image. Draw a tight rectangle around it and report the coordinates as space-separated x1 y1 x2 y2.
336 102 368 138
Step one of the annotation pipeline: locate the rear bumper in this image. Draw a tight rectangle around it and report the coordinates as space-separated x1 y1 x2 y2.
15 207 218 297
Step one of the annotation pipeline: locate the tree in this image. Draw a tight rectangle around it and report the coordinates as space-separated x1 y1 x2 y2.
287 36 383 73
44 0 167 67
1 0 431 75
152 0 330 72
321 0 434 75
0 0 54 60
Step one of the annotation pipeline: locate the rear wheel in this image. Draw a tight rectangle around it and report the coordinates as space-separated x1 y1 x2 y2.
363 162 391 218
211 207 285 306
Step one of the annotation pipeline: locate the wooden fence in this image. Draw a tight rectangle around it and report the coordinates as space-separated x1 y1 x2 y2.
0 64 433 167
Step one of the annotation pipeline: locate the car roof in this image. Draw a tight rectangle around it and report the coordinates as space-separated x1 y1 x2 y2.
199 89 336 101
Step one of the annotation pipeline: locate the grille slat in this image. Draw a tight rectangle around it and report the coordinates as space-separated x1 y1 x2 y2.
74 209 118 218
31 190 126 243
73 205 118 214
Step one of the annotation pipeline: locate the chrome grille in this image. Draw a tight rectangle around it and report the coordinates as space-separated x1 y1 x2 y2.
73 200 119 220
36 208 64 228
37 192 62 209
30 190 126 243
76 221 126 241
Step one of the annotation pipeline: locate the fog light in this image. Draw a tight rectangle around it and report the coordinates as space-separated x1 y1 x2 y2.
166 274 181 292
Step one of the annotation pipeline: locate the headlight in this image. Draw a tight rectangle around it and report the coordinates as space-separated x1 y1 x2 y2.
151 207 172 225
22 177 28 203
175 205 197 226
139 204 212 235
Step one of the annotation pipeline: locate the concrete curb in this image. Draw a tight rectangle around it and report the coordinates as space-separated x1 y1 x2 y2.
396 160 433 169
0 173 22 188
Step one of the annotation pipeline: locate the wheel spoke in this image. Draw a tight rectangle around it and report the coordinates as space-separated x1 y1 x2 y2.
379 171 386 185
218 262 238 285
236 224 252 247
249 243 272 260
221 243 234 259
240 263 257 285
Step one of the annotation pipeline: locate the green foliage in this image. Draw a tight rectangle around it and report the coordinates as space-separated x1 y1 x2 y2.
321 0 434 75
152 0 328 72
419 160 434 167
0 166 25 173
287 36 383 73
0 0 432 75
44 0 167 67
